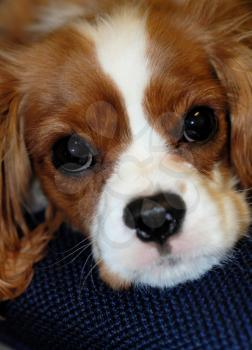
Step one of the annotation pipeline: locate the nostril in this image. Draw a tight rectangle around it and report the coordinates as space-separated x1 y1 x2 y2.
123 192 186 244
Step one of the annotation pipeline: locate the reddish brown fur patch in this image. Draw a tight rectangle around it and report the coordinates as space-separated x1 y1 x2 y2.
21 28 131 233
0 88 63 299
0 0 42 44
210 52 252 189
144 8 229 177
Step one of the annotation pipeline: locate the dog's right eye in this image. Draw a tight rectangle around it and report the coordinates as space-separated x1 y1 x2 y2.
52 135 97 175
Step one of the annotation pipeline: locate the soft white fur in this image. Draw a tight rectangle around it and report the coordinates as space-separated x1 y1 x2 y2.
76 7 243 287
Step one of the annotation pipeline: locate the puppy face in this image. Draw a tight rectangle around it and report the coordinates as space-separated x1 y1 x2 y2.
1 0 251 297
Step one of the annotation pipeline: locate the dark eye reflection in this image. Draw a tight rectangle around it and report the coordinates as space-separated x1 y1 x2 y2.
52 134 98 175
183 106 218 143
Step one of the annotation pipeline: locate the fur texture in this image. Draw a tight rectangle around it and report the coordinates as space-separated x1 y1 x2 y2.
0 0 252 299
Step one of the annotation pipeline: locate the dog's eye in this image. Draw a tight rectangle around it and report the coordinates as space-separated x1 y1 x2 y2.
183 106 217 142
52 135 97 174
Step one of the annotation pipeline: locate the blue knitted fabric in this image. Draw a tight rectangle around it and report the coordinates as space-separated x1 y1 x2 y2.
0 223 252 350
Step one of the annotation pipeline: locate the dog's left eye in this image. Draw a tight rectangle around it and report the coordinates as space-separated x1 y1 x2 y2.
183 106 217 142
52 135 97 175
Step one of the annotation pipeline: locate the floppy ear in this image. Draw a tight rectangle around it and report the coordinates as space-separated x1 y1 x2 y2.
0 57 62 300
209 39 252 189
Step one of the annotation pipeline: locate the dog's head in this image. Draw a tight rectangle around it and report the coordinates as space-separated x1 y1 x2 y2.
0 0 252 298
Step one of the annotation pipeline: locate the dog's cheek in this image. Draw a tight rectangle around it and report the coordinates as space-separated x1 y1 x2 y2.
227 191 251 239
199 167 251 246
33 165 106 234
212 170 248 246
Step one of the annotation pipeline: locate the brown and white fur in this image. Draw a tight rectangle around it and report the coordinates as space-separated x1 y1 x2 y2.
0 0 252 300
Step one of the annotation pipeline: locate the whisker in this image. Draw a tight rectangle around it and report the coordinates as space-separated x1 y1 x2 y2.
55 236 91 255
80 259 101 295
77 251 95 299
39 243 92 270
90 259 102 291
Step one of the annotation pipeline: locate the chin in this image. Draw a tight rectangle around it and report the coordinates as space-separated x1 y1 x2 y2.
0 0 251 300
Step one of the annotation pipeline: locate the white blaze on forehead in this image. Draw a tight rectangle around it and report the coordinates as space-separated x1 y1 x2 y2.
76 6 166 154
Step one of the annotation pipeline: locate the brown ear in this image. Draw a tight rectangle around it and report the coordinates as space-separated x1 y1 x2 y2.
209 40 252 189
0 59 62 300
228 53 252 189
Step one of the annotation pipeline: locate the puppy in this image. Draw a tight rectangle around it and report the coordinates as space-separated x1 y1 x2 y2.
0 0 252 300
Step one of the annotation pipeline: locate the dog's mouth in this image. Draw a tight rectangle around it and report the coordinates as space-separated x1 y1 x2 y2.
95 235 228 290
156 255 182 267
97 252 224 290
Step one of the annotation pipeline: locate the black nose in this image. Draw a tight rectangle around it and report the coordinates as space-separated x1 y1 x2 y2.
123 192 186 245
